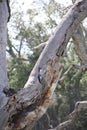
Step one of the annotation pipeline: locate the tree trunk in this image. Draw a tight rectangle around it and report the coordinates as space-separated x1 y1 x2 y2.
0 0 87 130
0 1 10 130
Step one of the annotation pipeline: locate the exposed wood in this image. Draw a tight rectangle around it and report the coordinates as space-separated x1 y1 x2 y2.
3 0 87 130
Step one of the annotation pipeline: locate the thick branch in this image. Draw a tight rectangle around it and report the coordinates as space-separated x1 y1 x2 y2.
72 25 87 63
4 0 87 130
0 1 10 129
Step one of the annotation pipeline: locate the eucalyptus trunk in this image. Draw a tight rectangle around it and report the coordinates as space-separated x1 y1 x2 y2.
0 0 87 130
0 1 10 130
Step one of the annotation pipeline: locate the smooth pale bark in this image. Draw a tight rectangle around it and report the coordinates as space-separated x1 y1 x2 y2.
0 0 87 130
0 1 10 130
4 0 87 130
72 26 87 63
0 0 9 106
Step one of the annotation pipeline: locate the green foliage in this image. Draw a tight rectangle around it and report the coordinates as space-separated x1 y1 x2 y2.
8 58 29 89
75 111 87 130
8 51 39 89
58 103 70 121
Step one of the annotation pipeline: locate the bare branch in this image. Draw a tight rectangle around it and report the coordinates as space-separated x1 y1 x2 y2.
72 25 87 63
59 63 82 81
33 42 47 53
59 64 74 81
71 63 87 80
49 101 87 130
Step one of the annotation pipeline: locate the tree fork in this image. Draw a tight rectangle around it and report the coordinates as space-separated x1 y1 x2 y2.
0 0 87 130
5 0 87 129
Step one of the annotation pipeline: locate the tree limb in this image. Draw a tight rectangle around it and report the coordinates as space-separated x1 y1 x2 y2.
33 42 47 53
3 0 87 130
49 101 87 130
72 25 87 63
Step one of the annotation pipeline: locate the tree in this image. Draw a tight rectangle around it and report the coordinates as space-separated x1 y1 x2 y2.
0 0 87 130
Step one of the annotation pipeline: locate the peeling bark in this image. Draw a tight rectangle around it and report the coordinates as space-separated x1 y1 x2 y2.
0 0 87 130
4 0 87 130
